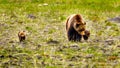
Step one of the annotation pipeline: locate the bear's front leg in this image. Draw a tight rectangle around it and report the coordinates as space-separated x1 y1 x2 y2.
75 32 82 41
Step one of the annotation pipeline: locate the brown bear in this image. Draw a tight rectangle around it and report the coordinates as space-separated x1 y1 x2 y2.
66 14 90 41
18 31 26 42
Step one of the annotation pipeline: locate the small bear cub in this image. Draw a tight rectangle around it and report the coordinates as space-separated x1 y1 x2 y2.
18 31 26 42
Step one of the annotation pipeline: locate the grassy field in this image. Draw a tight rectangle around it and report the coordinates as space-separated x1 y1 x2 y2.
0 0 120 68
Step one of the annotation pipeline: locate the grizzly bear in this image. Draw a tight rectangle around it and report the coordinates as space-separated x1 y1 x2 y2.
18 31 26 42
66 14 90 41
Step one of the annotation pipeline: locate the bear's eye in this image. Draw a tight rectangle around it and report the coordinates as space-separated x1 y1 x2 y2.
76 24 80 27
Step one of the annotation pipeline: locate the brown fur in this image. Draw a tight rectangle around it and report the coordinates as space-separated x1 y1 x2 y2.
18 31 26 42
83 30 90 40
66 14 90 41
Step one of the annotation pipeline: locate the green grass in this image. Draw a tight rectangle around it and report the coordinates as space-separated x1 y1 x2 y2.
0 0 120 68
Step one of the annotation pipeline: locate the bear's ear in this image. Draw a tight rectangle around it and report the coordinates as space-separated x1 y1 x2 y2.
75 14 82 22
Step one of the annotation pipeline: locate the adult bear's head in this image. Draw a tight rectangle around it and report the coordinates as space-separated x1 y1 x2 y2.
73 14 86 35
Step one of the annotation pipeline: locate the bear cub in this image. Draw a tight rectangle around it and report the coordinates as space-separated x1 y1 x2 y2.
18 31 26 42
